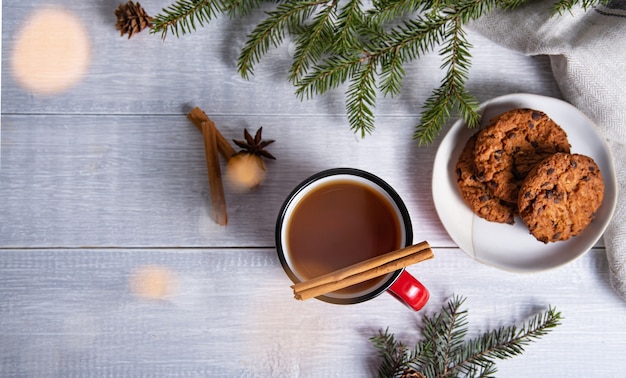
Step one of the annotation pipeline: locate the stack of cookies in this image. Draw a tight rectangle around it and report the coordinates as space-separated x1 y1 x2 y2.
455 108 604 243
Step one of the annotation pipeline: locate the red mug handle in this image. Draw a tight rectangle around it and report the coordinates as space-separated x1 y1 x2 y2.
388 270 429 311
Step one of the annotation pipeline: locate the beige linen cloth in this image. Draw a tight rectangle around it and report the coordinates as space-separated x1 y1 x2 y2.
470 1 626 299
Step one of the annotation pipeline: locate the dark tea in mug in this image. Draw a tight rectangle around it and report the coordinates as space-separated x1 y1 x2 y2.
286 180 402 294
276 168 414 304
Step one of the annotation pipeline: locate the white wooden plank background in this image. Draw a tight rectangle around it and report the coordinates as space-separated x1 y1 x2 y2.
2 1 625 376
1 248 624 377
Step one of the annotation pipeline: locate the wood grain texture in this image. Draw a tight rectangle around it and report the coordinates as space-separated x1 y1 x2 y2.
1 3 561 116
1 113 451 248
0 248 624 377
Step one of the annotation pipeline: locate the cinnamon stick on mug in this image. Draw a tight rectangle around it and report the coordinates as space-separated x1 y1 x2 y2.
291 241 433 300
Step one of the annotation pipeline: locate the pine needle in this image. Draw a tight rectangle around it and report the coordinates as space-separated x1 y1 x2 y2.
552 0 612 15
370 295 562 377
149 0 606 144
237 1 323 80
151 0 225 39
346 59 378 137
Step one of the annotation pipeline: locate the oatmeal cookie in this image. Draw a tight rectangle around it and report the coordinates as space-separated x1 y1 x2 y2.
518 153 604 243
473 109 570 203
456 133 516 224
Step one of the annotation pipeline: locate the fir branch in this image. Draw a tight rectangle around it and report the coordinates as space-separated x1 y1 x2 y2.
419 294 469 376
369 0 430 24
288 0 339 82
150 0 607 144
151 0 225 39
378 46 406 98
371 328 412 378
449 306 562 377
333 0 365 52
295 53 363 99
343 11 450 136
552 0 612 14
346 58 378 137
371 4 448 98
440 296 469 373
370 295 562 378
414 9 480 145
376 12 448 67
224 0 265 17
237 1 323 80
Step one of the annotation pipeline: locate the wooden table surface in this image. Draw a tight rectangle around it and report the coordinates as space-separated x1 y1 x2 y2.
2 2 625 376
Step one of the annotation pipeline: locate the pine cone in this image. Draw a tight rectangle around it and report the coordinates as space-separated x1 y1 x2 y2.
401 369 426 378
115 1 152 39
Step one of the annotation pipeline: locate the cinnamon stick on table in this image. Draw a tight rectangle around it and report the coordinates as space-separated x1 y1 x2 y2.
291 241 433 301
187 107 236 160
201 121 228 226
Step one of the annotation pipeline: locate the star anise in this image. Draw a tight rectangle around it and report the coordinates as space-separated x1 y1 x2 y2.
233 128 276 160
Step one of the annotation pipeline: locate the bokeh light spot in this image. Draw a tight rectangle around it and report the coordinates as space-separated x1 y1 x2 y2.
130 265 175 300
11 7 91 94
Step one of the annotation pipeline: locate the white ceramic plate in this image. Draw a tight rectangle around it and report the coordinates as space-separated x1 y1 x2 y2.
432 93 618 272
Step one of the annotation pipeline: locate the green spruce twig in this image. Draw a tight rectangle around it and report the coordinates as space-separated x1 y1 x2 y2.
149 0 609 144
370 295 562 377
150 0 225 39
552 0 612 14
